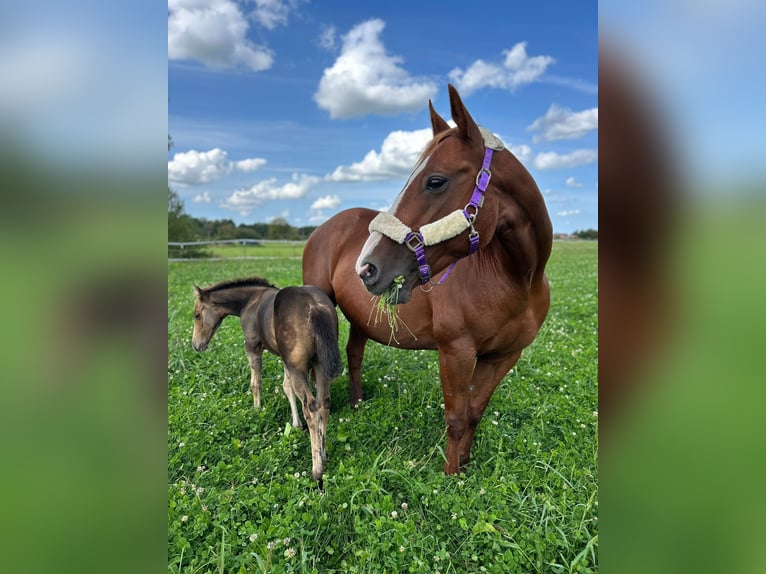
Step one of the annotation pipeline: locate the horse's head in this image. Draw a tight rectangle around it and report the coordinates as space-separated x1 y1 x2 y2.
191 285 224 351
355 84 503 303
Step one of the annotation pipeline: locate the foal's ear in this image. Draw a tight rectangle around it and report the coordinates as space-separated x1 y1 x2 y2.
448 84 482 144
193 284 204 299
429 100 451 136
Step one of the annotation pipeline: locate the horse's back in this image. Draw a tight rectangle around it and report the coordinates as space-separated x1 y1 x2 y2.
303 208 378 300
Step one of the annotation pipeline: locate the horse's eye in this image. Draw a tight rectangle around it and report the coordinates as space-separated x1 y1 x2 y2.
194 313 201 320
425 175 448 192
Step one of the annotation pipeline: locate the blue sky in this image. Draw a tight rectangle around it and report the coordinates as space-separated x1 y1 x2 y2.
168 1 598 233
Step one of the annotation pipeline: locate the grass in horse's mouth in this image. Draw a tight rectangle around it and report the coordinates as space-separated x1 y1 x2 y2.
367 275 416 344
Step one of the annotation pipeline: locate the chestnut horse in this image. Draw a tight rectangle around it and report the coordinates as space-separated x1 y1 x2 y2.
303 84 552 475
191 277 342 485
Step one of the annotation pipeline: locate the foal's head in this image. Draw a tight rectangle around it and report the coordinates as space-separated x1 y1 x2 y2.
355 84 502 303
191 285 224 351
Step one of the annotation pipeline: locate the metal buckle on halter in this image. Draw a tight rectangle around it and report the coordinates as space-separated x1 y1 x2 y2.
463 204 478 222
475 167 491 192
405 232 424 252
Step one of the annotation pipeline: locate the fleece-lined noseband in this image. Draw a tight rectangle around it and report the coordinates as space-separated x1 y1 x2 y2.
368 128 503 290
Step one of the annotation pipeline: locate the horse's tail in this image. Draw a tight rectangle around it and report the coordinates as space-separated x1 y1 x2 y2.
308 306 343 380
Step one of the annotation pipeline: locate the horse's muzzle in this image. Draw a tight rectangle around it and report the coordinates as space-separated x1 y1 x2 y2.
192 340 208 352
358 262 380 290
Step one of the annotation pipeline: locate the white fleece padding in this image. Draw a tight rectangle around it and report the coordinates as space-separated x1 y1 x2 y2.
420 209 471 245
368 212 411 244
479 126 505 151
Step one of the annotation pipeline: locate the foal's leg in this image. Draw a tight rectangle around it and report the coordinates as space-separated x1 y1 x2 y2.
245 343 263 409
281 367 302 428
346 324 367 408
287 366 328 483
457 351 522 468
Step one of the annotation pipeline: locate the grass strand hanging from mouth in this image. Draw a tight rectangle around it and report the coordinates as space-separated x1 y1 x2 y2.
367 275 416 345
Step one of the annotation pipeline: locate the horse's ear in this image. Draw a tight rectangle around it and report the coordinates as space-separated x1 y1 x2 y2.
429 100 451 136
194 284 204 299
448 84 482 144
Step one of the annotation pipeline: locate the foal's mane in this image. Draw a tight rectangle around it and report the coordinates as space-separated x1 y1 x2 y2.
204 276 277 293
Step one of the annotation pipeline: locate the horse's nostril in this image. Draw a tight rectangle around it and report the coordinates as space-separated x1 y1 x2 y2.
359 262 379 285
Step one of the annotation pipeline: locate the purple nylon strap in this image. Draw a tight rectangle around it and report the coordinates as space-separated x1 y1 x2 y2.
406 146 494 286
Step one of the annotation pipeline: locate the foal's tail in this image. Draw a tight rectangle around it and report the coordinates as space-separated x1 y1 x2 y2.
309 306 343 380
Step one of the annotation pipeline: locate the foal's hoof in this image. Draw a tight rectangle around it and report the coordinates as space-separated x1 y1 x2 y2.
316 477 324 491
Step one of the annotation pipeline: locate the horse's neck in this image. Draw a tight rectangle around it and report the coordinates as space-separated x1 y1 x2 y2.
488 163 552 286
211 286 273 316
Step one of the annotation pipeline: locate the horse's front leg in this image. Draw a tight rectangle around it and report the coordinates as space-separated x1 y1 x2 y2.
457 351 523 468
245 342 263 409
438 345 478 475
346 323 367 408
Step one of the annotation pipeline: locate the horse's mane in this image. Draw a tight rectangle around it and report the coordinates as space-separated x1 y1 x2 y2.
204 276 277 292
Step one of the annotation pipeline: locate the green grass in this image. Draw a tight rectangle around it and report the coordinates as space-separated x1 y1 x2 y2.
168 240 597 573
189 242 306 260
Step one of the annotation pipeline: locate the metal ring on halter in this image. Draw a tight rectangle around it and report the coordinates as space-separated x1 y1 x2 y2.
420 280 435 293
463 203 478 221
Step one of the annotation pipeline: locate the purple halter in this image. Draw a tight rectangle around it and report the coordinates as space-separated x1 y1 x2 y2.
403 146 494 289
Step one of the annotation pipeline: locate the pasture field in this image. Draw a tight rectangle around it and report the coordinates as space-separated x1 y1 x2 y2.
168 240 598 573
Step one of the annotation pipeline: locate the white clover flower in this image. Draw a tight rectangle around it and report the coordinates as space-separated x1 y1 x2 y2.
390 511 398 519
181 515 189 522
399 546 405 553
249 533 258 542
479 488 487 495
178 442 185 448
451 512 457 520
401 503 408 511
285 548 296 559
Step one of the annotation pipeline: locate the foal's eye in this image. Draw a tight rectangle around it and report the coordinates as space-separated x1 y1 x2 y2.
425 175 448 192
194 313 201 320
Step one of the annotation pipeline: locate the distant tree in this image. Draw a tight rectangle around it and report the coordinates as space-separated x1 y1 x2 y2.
168 188 209 257
574 228 598 240
268 217 299 240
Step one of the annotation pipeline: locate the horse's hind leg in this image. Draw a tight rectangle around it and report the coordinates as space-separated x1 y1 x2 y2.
282 368 302 429
245 343 263 409
347 323 367 407
287 366 329 483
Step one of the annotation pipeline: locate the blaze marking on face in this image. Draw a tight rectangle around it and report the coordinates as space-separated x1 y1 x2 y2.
389 154 430 216
355 231 383 274
356 153 431 275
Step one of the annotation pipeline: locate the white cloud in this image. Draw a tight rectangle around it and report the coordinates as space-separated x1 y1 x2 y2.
448 42 555 96
192 191 211 203
168 0 273 70
314 19 438 118
557 209 581 217
327 128 432 181
528 104 598 142
308 194 342 223
168 148 267 185
249 0 300 30
311 195 341 210
318 25 337 51
221 173 320 215
533 149 598 170
508 144 533 165
566 176 584 188
235 158 268 172
168 148 231 184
